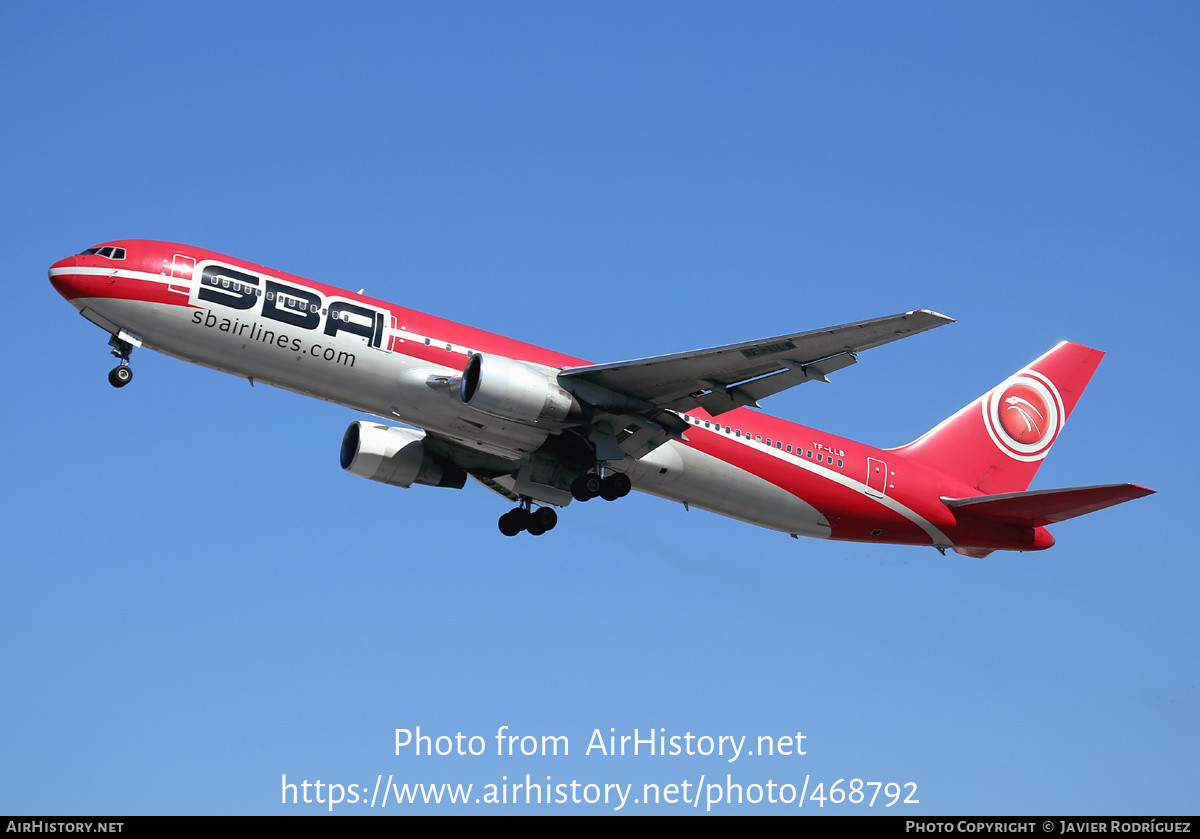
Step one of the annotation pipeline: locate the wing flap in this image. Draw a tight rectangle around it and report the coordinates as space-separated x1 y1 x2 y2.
942 483 1154 527
470 473 521 502
682 352 858 415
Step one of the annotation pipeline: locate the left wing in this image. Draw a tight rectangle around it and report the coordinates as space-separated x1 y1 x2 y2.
559 309 954 418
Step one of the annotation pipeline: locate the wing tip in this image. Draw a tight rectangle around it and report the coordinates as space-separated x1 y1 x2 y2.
906 308 956 324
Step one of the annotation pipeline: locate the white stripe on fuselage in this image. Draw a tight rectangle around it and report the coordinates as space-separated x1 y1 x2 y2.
51 265 177 285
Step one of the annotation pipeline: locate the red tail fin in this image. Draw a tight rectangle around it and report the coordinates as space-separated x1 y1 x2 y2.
895 341 1104 495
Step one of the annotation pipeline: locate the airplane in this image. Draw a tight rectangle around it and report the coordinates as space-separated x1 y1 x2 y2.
49 240 1153 557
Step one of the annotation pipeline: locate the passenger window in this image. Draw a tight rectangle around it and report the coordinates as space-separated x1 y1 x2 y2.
837 459 844 467
775 441 782 449
786 445 793 453
806 451 813 458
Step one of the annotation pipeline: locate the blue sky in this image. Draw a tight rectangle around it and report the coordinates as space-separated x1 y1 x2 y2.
2 1 1197 814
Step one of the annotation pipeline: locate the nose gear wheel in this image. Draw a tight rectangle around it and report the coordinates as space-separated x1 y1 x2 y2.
107 335 135 389
108 365 133 388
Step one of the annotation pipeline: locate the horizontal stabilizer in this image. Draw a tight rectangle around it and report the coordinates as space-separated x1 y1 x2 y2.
942 483 1154 527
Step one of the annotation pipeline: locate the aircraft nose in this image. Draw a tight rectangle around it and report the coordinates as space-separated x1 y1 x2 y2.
48 255 84 301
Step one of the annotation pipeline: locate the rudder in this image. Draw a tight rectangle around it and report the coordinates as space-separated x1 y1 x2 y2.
895 341 1104 495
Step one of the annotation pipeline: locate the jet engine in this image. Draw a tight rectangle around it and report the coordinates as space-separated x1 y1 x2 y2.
459 353 588 425
340 422 466 489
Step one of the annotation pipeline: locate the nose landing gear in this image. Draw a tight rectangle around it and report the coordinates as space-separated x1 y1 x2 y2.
107 335 135 388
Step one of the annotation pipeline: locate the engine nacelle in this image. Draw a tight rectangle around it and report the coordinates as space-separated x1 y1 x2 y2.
460 353 587 425
340 422 466 489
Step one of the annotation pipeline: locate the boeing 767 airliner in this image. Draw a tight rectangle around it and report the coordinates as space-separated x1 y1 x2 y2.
50 240 1153 556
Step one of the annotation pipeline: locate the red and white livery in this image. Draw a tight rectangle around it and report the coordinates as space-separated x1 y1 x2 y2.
49 240 1153 555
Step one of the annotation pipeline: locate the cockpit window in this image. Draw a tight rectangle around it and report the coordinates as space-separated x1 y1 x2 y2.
78 246 126 259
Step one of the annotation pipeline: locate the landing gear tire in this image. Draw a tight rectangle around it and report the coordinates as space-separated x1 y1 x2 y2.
571 473 603 502
526 505 558 536
108 365 133 388
531 506 557 532
498 508 529 537
600 472 631 501
498 504 557 536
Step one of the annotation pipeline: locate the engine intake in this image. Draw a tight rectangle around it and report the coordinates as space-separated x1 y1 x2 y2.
340 422 466 489
460 353 587 425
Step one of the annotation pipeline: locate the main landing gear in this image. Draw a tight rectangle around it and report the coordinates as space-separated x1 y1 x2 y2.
496 469 632 537
571 470 631 503
107 335 134 389
498 498 559 537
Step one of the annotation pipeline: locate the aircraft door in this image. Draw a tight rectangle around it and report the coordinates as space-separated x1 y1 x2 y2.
387 314 398 351
866 457 888 498
169 254 195 295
